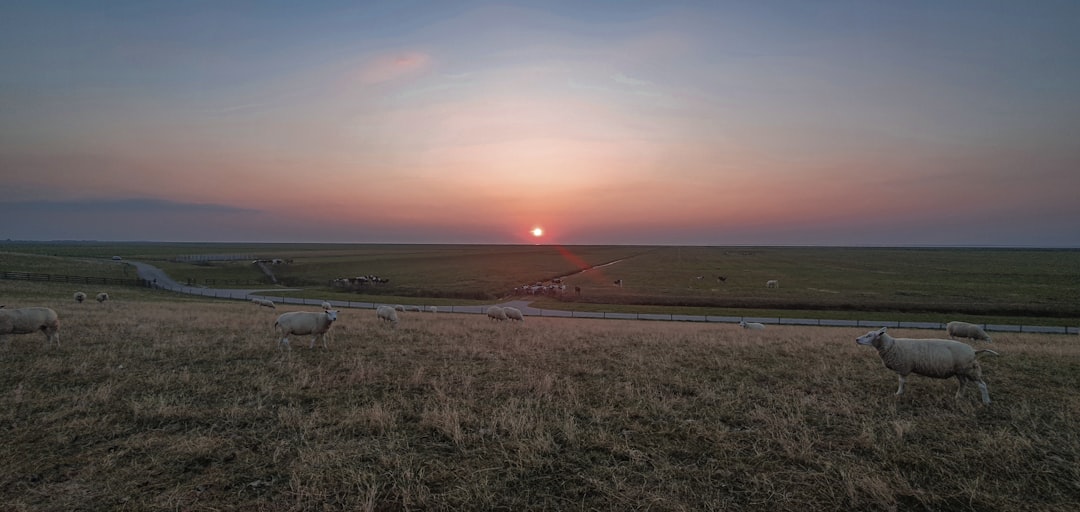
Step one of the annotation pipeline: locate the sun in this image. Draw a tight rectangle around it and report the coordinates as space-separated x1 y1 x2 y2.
531 227 543 237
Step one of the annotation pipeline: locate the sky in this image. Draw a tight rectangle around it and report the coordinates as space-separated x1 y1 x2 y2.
2 1 1079 246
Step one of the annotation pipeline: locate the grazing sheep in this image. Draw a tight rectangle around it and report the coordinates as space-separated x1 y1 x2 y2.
504 306 525 322
739 320 766 330
0 307 60 347
766 280 779 288
252 298 276 309
856 327 999 405
394 304 405 312
74 291 87 303
428 306 438 313
321 301 332 310
946 321 992 343
487 306 507 321
96 292 109 303
273 310 339 350
377 305 399 325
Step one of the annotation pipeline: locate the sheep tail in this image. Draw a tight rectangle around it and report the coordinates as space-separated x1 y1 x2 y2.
975 349 1000 357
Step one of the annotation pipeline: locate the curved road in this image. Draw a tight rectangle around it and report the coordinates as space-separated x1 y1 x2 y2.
127 260 1077 334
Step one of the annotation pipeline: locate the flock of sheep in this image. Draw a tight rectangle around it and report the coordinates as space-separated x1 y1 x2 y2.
2 289 1006 405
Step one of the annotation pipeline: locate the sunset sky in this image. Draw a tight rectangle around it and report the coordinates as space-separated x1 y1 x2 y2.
2 1 1078 246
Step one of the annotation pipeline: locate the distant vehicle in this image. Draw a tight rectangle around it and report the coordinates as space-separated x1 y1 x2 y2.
111 256 122 261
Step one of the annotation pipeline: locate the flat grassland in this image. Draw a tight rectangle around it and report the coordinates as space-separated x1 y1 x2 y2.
1 286 1078 511
4 243 1079 323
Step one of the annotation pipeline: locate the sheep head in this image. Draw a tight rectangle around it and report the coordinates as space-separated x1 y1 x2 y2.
856 327 889 347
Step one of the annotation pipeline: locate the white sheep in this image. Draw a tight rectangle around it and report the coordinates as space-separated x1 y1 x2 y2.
321 301 332 310
394 304 405 312
0 307 60 347
273 310 339 350
487 306 507 321
428 306 438 313
252 298 276 309
504 306 525 322
856 327 999 405
766 280 779 288
946 321 992 343
739 320 766 330
74 291 86 303
96 292 109 303
377 305 399 325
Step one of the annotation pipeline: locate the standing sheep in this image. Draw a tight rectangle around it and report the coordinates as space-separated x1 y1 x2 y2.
946 321 992 343
0 307 60 347
503 306 525 322
96 292 109 303
766 280 779 288
856 327 999 405
376 305 399 325
321 301 332 310
739 320 766 330
273 310 339 350
252 298 276 309
74 292 87 303
428 306 438 313
487 306 507 321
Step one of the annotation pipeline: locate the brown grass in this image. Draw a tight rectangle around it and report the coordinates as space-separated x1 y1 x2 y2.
1 290 1078 511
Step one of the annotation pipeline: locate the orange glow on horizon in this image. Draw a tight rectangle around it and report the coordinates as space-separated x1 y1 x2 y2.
531 227 543 237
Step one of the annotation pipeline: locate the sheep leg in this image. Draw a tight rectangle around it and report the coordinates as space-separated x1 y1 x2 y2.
895 375 906 396
280 337 291 350
954 376 967 400
976 380 991 405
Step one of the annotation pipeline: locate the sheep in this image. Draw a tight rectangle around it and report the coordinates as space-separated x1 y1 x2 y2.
394 304 405 312
946 321 992 343
273 310 339 350
856 327 999 405
739 320 766 330
0 307 60 347
252 298 276 309
96 292 109 303
428 306 438 313
766 280 779 288
376 305 399 325
321 301 332 310
504 306 525 322
486 306 507 321
74 291 86 303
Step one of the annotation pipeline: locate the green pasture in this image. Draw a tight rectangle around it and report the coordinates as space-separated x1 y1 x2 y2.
2 243 1078 322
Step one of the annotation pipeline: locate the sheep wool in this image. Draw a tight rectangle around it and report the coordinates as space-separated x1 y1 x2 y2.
946 321 992 343
487 306 507 321
321 301 332 310
0 307 60 347
377 305 399 325
273 310 339 350
739 321 766 330
252 298 276 309
856 327 999 405
503 306 525 322
74 292 87 303
96 292 109 303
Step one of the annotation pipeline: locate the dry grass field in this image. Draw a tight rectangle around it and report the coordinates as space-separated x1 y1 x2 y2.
2 284 1078 511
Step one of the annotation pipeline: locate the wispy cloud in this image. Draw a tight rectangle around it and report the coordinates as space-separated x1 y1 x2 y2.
0 198 258 215
358 51 433 85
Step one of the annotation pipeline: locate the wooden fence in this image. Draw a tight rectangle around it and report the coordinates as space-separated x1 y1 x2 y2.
0 271 151 287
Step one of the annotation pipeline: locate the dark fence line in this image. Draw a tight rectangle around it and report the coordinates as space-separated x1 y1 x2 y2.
149 282 1080 336
1 271 152 287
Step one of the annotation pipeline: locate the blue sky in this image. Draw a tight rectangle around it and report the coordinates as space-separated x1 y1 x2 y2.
2 1 1079 246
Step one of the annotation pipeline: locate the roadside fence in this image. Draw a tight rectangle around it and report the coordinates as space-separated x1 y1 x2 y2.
148 281 1080 336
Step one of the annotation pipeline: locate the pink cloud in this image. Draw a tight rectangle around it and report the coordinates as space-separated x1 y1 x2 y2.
358 51 432 84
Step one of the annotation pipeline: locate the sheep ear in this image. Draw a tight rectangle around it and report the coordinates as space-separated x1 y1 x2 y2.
878 327 888 335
